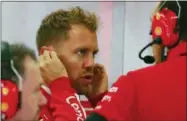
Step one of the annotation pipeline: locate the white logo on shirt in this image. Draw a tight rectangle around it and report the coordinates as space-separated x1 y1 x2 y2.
101 95 111 102
108 87 118 93
66 96 84 121
95 105 102 110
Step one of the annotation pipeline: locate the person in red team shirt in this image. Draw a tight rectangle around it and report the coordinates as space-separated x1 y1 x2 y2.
36 6 108 121
1 42 47 121
85 1 187 121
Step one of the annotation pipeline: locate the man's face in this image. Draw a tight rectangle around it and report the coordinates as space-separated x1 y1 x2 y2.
12 56 47 121
55 24 98 95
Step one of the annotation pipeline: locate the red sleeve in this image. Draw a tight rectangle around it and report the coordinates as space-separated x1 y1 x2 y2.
88 91 107 108
48 77 87 121
39 105 53 121
39 86 53 121
93 74 138 121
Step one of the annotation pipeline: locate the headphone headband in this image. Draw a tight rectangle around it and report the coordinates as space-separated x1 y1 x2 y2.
1 41 23 91
1 41 23 120
158 0 181 18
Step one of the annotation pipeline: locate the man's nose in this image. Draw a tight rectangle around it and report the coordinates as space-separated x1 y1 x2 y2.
83 56 95 68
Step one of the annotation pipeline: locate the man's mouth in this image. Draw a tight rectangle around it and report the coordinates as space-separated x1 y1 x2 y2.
80 74 93 85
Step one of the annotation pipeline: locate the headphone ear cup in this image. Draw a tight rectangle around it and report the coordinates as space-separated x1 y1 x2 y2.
1 80 19 120
152 8 179 47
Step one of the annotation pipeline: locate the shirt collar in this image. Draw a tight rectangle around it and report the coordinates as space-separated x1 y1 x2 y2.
167 41 187 60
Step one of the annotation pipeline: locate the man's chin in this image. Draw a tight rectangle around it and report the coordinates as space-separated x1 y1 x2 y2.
77 86 90 96
77 90 88 95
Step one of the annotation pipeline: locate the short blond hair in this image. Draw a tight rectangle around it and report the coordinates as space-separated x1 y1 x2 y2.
36 6 99 52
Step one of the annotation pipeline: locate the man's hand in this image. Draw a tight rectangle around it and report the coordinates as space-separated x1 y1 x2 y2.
87 63 108 98
39 50 68 84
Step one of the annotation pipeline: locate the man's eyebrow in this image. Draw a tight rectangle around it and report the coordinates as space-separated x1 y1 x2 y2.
94 49 99 54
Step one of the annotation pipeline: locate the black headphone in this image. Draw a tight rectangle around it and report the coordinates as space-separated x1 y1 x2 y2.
139 37 162 64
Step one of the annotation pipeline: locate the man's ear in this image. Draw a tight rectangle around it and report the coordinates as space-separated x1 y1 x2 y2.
40 46 54 55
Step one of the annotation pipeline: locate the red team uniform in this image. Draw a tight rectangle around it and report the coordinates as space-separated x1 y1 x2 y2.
39 77 106 121
93 41 186 121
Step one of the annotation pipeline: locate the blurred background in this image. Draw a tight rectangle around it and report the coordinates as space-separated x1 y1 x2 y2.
2 1 157 87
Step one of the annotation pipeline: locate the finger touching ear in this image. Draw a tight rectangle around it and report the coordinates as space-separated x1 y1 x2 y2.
43 50 51 60
50 51 58 59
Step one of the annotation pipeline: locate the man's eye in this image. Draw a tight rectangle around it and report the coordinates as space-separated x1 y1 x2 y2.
77 50 86 56
93 52 98 58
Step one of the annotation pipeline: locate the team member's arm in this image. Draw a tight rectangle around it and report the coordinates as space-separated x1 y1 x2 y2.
39 85 53 121
85 74 137 121
88 91 107 108
49 77 86 121
39 50 86 121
